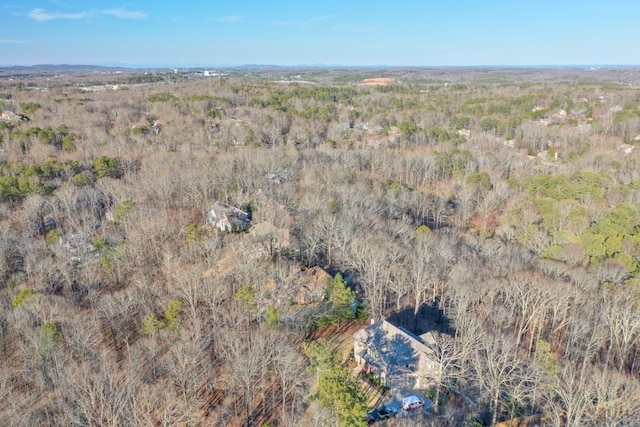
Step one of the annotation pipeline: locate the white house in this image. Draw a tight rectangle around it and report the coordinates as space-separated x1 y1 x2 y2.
207 202 251 232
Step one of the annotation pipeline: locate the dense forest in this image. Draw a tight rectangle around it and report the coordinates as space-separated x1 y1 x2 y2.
1 67 640 426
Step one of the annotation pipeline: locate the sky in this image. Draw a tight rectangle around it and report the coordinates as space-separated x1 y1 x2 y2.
1 1 639 67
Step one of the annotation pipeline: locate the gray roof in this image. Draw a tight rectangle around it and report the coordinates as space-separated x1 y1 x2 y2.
354 320 438 381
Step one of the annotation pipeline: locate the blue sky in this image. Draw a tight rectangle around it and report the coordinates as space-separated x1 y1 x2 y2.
1 1 639 67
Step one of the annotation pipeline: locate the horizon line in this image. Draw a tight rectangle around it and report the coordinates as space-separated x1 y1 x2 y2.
2 63 640 70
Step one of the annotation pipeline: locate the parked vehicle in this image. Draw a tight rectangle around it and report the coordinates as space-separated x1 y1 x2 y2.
367 406 398 424
377 406 398 420
401 395 424 411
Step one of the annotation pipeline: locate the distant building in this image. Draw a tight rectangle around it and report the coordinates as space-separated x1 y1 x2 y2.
292 266 330 305
618 144 634 155
1 111 29 123
457 128 471 138
151 120 162 135
207 202 251 232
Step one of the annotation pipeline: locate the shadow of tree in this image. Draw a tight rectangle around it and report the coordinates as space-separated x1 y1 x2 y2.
389 300 456 337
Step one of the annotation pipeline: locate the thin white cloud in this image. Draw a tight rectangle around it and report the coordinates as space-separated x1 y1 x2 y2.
27 8 93 21
26 7 147 22
0 39 29 44
211 15 243 23
276 15 334 29
102 8 147 20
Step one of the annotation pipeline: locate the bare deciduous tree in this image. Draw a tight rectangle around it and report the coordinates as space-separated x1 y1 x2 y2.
425 332 462 414
346 234 403 319
545 364 595 427
472 334 527 425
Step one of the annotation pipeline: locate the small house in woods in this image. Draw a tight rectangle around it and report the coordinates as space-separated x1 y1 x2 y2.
261 265 329 309
354 320 439 389
207 202 251 232
151 120 162 135
293 266 330 305
1 111 29 123
250 221 292 258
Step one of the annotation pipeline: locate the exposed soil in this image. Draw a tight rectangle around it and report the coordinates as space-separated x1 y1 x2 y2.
306 320 370 361
359 77 399 86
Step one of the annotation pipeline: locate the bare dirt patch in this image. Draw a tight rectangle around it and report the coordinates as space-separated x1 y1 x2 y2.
359 77 399 86
306 321 369 361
